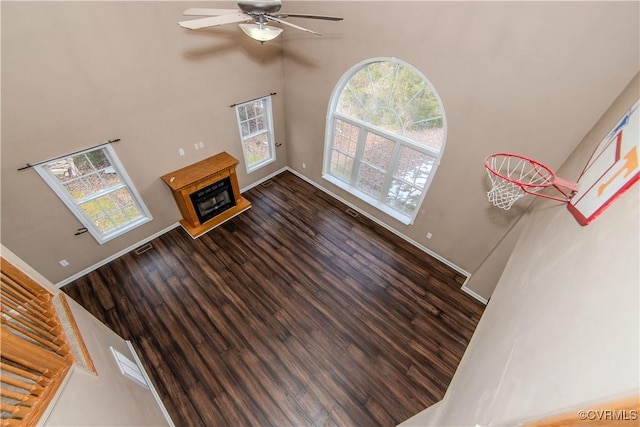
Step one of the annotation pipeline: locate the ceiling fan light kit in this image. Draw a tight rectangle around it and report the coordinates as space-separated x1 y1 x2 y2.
239 23 283 43
178 0 342 44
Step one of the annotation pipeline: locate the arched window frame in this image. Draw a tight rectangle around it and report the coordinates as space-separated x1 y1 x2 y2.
322 57 447 225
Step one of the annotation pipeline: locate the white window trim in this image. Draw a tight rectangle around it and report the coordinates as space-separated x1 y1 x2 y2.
35 144 152 244
235 96 277 174
322 57 447 225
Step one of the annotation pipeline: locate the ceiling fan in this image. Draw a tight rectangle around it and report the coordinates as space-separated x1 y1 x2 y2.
178 0 343 44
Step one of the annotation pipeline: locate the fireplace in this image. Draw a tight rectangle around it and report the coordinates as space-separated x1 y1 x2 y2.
189 177 235 224
161 152 251 238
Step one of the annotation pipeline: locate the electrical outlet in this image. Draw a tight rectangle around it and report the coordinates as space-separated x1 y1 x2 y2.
178 148 185 156
302 163 306 169
59 259 69 267
198 141 204 149
426 232 433 239
194 143 199 150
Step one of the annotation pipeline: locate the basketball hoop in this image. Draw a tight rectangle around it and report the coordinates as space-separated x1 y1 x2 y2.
485 153 578 210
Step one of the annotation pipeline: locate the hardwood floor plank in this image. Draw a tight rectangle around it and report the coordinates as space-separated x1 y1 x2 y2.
63 170 484 427
221 349 292 427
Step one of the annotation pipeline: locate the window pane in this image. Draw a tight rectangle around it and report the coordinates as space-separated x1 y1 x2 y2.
250 118 260 134
106 189 143 225
357 164 385 198
256 114 265 130
338 72 373 119
243 133 270 167
94 217 115 234
405 124 444 152
394 146 436 187
386 181 422 215
336 61 444 145
63 170 122 201
83 172 106 195
330 150 353 183
238 105 248 121
79 189 143 233
236 96 276 173
71 149 110 175
62 179 90 199
250 101 263 117
362 133 393 171
37 145 151 243
368 109 403 135
100 168 123 187
45 159 79 183
86 148 111 170
334 119 359 156
325 58 445 223
72 154 97 175
79 199 105 224
241 121 250 136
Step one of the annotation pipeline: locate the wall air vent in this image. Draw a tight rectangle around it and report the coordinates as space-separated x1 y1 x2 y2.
110 347 149 389
345 208 359 218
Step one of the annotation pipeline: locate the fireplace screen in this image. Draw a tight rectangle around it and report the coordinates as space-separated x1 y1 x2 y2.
189 177 236 224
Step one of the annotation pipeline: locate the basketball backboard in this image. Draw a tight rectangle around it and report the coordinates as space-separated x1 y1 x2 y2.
567 101 639 225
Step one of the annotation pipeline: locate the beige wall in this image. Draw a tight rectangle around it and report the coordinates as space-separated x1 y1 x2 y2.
44 297 171 427
281 1 639 298
1 1 638 294
401 74 640 426
1 245 170 426
1 1 287 283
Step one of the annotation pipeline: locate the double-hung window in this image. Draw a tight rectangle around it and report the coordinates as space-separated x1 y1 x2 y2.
323 58 447 225
235 96 276 173
35 144 152 244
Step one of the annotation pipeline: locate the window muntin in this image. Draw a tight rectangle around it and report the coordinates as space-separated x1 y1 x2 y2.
35 145 152 244
235 96 276 173
324 58 446 224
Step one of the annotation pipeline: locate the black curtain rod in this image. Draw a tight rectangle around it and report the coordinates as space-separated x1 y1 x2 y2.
17 138 121 171
230 92 277 108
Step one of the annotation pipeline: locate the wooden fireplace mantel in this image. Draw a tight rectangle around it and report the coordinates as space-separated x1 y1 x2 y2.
161 152 251 238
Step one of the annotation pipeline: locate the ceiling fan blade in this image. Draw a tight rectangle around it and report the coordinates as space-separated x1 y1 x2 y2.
179 13 251 30
182 8 240 16
265 15 320 36
273 13 343 21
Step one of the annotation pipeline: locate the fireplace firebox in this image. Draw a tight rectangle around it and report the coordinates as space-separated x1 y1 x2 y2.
161 152 251 238
189 177 235 224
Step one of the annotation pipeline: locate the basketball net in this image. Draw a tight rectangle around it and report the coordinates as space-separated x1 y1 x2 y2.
485 154 557 210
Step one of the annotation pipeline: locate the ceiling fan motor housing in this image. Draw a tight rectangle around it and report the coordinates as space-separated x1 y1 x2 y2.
238 0 282 14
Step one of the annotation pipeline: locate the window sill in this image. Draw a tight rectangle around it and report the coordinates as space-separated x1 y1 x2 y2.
246 157 276 174
322 174 413 226
93 216 153 245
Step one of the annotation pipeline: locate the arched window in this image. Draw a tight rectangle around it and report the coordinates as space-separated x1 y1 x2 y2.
323 58 446 225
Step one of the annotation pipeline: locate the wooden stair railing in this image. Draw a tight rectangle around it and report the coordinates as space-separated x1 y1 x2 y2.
1 258 75 426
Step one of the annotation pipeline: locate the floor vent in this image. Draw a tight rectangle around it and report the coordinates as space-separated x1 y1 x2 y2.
345 208 359 218
261 179 273 188
134 243 153 255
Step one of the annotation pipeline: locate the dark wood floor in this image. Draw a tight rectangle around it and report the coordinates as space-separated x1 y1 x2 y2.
63 171 484 427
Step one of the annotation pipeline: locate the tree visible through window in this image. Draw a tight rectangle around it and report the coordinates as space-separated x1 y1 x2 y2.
35 145 151 244
324 58 446 224
235 96 276 173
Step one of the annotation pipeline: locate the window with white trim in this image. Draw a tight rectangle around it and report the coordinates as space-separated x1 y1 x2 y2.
235 96 276 173
323 58 447 225
35 145 152 244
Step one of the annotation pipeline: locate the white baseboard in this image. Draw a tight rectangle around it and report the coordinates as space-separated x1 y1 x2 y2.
461 281 489 305
284 167 472 279
55 168 488 305
126 341 175 427
53 167 285 288
55 223 181 288
240 166 289 193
